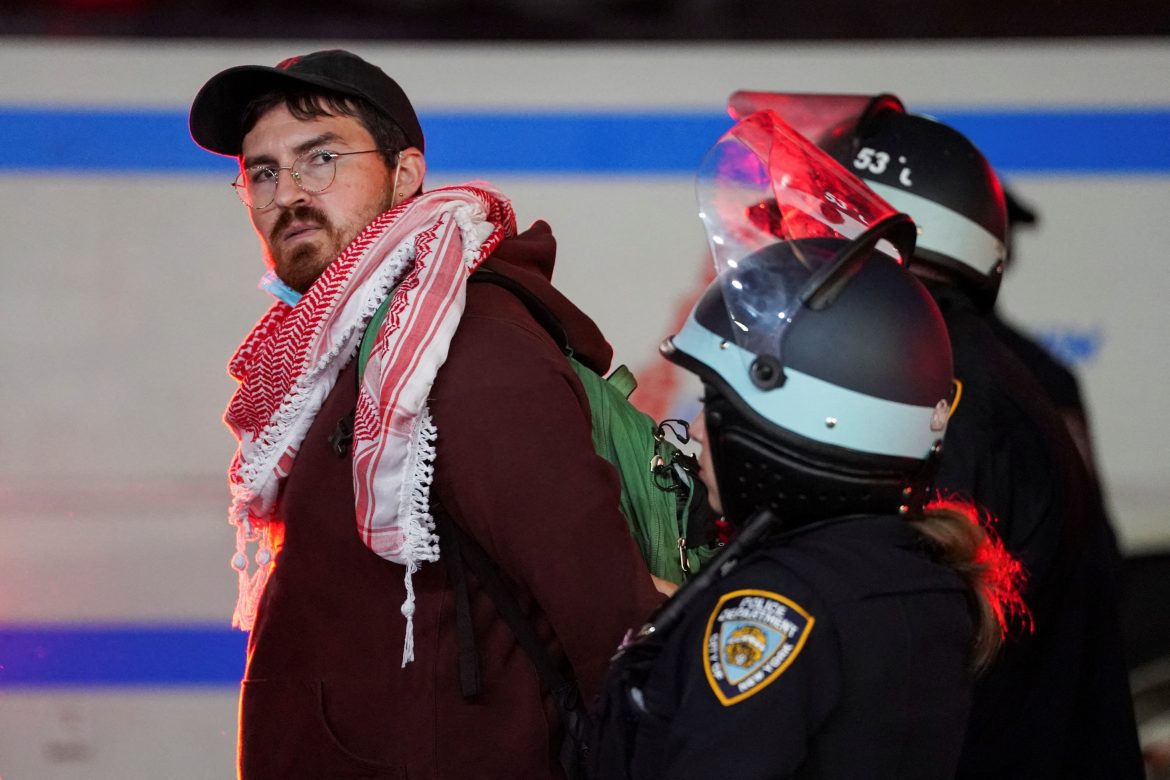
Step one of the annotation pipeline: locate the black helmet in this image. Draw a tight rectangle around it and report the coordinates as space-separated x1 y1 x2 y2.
729 91 1009 309
662 110 954 529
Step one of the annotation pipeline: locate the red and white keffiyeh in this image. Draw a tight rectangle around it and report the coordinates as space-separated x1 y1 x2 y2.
224 183 516 663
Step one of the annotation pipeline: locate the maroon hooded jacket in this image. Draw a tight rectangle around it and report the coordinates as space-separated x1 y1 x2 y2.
237 221 663 779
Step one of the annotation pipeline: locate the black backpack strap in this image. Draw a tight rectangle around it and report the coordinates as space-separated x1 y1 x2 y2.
433 504 482 699
431 502 591 778
468 267 572 356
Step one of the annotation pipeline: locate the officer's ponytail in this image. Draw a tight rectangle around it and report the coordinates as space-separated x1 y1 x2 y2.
907 499 1029 673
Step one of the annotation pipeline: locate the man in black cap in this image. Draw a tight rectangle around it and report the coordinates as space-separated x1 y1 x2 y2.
190 50 663 779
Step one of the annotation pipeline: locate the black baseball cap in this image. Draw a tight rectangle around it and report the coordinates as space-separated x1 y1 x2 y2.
189 49 425 157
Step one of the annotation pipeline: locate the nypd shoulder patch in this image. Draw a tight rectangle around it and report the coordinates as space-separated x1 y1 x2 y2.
702 588 815 707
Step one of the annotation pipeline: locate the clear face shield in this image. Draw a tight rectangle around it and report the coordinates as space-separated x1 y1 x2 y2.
696 109 915 387
727 91 904 151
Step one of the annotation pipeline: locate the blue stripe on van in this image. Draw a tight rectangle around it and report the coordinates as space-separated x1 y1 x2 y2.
937 108 1170 174
0 625 247 688
0 107 1167 175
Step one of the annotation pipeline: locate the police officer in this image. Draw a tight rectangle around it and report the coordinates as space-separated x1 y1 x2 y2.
728 92 1143 778
591 111 1022 780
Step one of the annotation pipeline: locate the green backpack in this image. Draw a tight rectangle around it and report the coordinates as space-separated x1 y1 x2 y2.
358 268 716 584
564 357 717 582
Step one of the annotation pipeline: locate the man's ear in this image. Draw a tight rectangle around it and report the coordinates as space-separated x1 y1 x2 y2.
394 147 426 203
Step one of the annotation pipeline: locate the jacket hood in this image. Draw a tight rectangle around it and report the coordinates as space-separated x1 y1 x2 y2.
481 220 613 375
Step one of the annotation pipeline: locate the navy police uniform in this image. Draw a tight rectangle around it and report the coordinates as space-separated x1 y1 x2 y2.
931 288 1143 779
593 515 974 780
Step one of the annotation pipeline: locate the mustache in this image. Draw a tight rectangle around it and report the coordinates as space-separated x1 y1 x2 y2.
269 205 331 244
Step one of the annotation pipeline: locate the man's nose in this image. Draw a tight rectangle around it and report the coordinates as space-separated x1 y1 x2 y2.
272 168 308 209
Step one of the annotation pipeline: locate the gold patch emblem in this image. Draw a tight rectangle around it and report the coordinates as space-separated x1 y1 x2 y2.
724 624 768 670
703 589 814 706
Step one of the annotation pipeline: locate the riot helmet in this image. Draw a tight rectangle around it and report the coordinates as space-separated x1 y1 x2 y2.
662 110 955 530
730 91 1009 309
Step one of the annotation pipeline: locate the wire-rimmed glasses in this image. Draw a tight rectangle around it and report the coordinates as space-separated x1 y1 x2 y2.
231 148 392 209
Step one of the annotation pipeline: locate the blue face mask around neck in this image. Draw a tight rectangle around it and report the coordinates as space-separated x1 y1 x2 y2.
258 269 304 307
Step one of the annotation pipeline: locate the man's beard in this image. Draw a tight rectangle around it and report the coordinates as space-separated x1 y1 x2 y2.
265 205 341 294
264 195 396 294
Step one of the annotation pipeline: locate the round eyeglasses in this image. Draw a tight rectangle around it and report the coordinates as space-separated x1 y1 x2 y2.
231 148 393 209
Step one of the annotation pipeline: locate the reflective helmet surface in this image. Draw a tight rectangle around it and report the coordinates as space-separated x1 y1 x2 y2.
663 110 954 529
730 91 1009 308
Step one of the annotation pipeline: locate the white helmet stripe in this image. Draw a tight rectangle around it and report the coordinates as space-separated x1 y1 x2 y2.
867 181 1005 276
672 313 946 460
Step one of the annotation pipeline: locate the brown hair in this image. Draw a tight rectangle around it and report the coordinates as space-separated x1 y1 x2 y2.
241 88 410 174
907 498 1029 673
